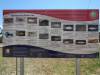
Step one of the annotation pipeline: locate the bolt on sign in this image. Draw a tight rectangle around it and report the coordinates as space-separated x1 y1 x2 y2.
3 9 99 58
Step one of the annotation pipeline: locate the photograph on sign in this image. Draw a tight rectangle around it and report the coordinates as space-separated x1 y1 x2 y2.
16 17 25 22
16 31 25 36
5 32 13 38
39 34 49 39
51 36 61 41
75 40 86 45
88 25 98 31
88 39 98 43
39 20 49 26
4 18 13 23
27 17 37 24
63 39 74 44
63 25 74 31
76 25 86 31
51 22 61 28
28 32 36 37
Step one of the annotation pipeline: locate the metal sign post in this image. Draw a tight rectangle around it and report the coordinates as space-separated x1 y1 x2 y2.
76 58 80 75
99 43 100 58
20 58 24 75
16 58 18 75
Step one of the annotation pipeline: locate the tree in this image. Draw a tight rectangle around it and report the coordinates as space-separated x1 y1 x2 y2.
0 27 2 43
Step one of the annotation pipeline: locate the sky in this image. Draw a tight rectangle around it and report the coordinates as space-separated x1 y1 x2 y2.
0 0 100 30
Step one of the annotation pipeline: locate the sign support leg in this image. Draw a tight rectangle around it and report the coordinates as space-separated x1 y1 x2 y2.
16 58 18 75
76 58 80 75
20 58 24 75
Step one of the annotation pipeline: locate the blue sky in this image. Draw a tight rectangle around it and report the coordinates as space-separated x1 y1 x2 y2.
0 0 100 30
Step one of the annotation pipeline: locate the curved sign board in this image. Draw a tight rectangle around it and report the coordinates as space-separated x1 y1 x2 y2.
3 9 99 58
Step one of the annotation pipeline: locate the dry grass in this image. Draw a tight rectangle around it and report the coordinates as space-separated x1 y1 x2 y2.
0 48 100 75
24 58 75 75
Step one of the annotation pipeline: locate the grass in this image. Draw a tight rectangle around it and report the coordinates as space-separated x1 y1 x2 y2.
0 47 100 75
80 59 100 75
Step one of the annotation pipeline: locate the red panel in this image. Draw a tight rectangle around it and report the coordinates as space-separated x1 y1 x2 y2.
3 9 99 21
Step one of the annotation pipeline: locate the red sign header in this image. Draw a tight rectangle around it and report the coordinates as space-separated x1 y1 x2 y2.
3 9 99 21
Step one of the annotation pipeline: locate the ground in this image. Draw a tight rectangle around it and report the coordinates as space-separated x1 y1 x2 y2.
0 48 100 75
